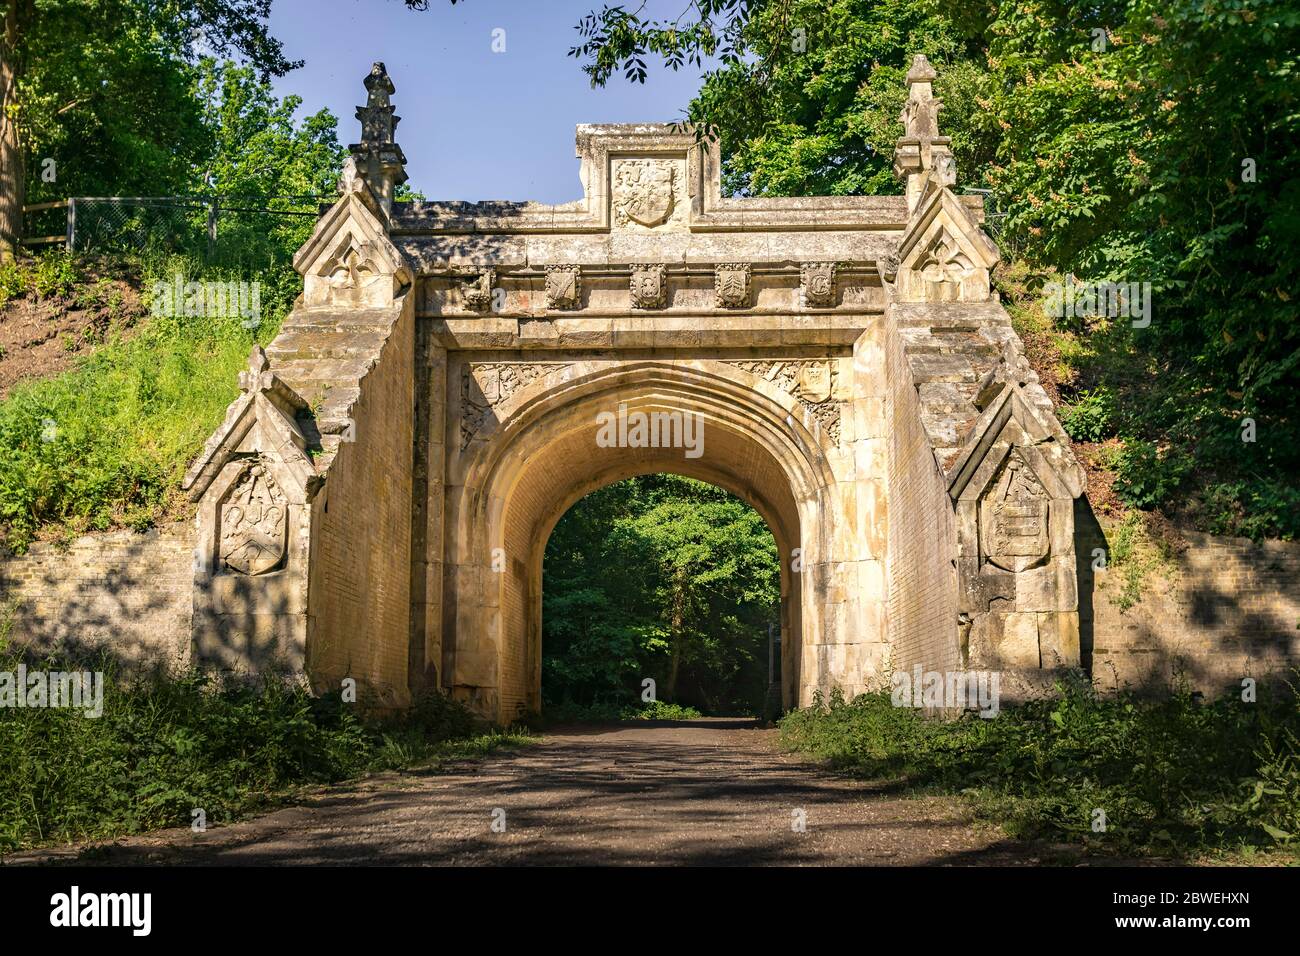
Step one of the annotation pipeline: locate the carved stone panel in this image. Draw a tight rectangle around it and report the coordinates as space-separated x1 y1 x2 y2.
612 159 679 228
980 453 1050 572
320 238 392 307
462 268 495 313
629 263 668 309
796 361 833 403
460 362 570 450
219 461 288 576
800 262 838 308
917 228 974 301
545 265 580 311
729 359 841 445
714 262 751 308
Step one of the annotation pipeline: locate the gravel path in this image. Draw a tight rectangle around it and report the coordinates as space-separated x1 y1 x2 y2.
8 719 1094 866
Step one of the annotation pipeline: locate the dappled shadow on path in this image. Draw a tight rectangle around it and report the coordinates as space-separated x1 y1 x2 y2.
10 721 1125 868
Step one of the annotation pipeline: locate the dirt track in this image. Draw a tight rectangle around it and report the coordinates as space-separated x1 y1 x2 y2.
9 719 1104 866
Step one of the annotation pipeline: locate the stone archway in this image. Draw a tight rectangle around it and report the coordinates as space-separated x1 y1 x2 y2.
184 58 1088 722
446 360 840 718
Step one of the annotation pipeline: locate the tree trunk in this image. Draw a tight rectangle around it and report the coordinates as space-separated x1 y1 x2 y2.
0 5 25 262
665 573 686 701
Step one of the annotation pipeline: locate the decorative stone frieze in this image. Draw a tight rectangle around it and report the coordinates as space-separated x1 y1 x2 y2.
459 362 570 450
729 359 842 444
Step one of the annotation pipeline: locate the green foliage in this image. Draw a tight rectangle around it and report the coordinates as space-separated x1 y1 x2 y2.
0 60 344 551
633 699 705 720
1058 388 1115 443
0 253 301 552
0 260 29 305
29 250 79 300
192 58 345 270
973 0 1300 538
1103 512 1176 610
0 647 527 851
16 1 300 208
780 677 1300 856
543 475 779 715
540 699 705 724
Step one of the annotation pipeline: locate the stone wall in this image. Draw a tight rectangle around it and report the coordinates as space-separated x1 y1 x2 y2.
0 524 194 668
1085 530 1300 695
303 292 417 708
883 308 960 677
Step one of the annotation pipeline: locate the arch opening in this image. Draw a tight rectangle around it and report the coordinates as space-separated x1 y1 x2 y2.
541 474 783 718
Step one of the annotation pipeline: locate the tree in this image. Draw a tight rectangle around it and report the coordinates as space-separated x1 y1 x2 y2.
543 476 779 713
193 58 344 266
0 0 299 259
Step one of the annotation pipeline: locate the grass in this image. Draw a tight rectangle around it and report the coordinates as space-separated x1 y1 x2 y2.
0 252 300 553
538 699 706 724
0 641 531 852
779 678 1300 860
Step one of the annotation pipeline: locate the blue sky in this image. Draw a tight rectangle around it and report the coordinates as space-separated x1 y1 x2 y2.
268 0 712 203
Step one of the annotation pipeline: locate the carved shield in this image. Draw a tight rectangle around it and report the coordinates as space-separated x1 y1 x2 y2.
800 262 837 307
715 263 751 308
545 266 580 310
981 455 1050 572
630 264 666 309
797 362 833 403
220 463 288 576
614 160 676 227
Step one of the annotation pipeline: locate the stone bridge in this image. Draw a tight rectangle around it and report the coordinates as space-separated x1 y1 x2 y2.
182 58 1086 722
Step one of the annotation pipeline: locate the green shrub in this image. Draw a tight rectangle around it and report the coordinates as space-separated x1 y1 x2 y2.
1113 440 1192 511
628 700 704 720
30 251 78 300
1059 388 1115 443
780 677 1300 857
539 698 705 723
0 260 27 305
0 648 527 851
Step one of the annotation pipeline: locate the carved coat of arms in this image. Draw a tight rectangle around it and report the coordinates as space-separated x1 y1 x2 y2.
545 265 580 310
981 454 1050 572
220 462 288 575
613 160 678 227
630 263 667 309
796 361 833 403
715 262 751 308
800 262 838 308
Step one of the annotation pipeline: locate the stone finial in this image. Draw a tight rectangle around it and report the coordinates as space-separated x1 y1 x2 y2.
893 53 956 213
346 61 409 215
239 345 271 392
906 53 937 85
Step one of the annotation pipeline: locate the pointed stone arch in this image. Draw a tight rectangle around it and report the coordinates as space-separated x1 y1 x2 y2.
443 359 846 718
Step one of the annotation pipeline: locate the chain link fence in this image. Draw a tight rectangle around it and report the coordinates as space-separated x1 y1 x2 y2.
25 196 325 270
